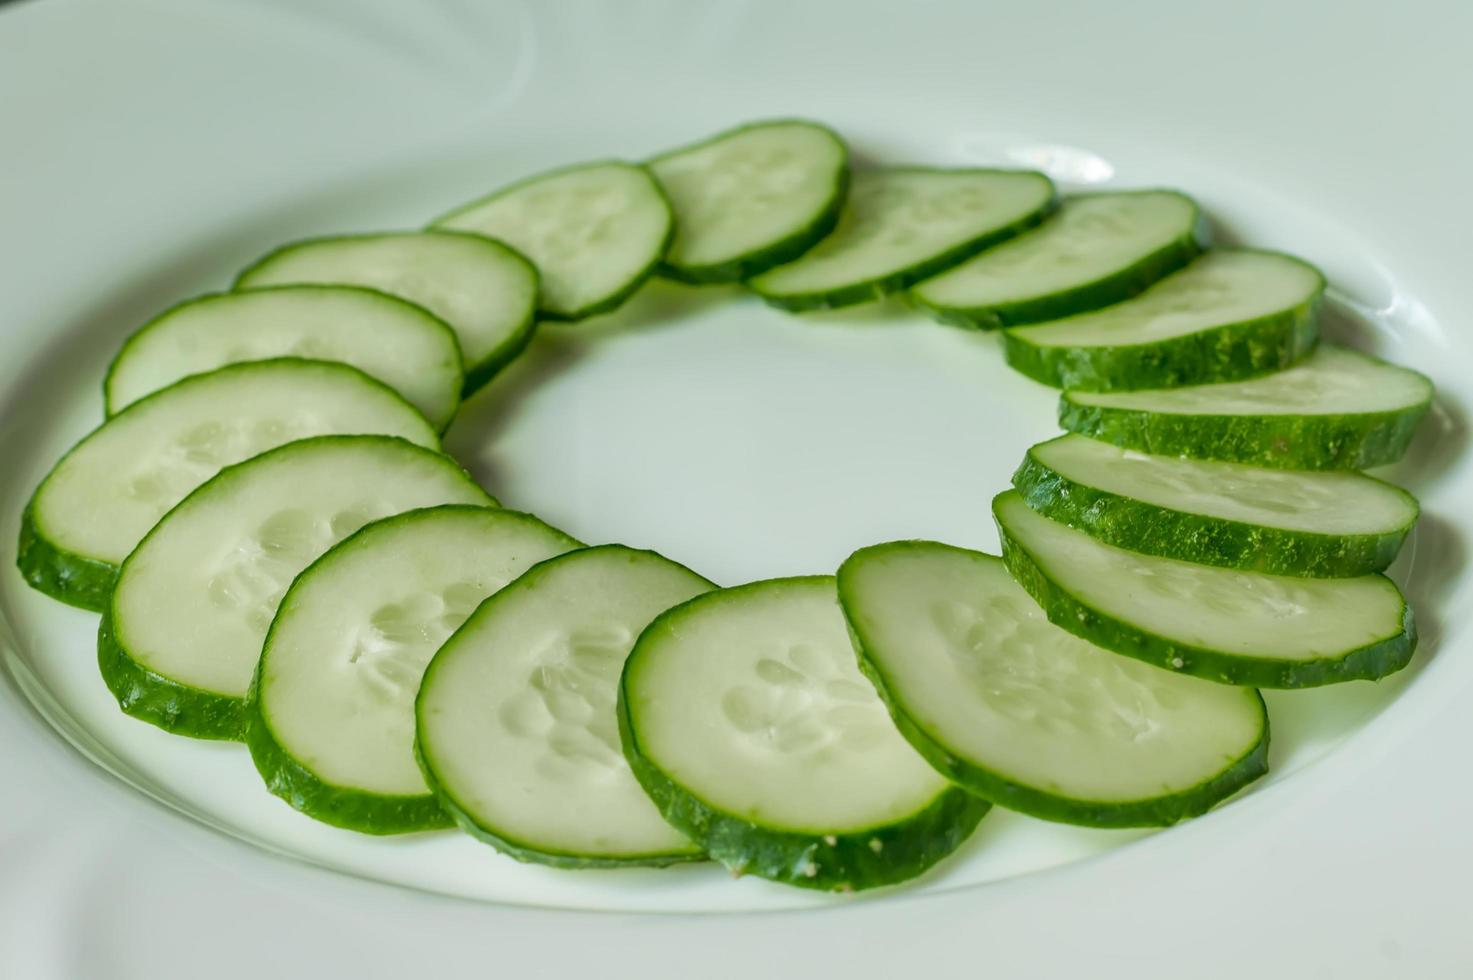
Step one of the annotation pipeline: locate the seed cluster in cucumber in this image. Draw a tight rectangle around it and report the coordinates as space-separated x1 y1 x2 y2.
13 117 1437 895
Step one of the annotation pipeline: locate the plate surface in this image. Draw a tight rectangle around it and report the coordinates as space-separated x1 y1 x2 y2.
2 0 1471 976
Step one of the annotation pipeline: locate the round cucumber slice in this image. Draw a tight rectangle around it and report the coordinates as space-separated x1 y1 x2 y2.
838 541 1269 827
913 190 1202 329
18 359 439 612
1013 434 1418 577
1059 344 1435 468
747 167 1055 311
246 506 580 834
417 545 714 867
432 160 673 321
648 119 849 283
235 231 539 395
104 285 464 430
619 575 990 892
101 436 493 740
993 490 1416 688
1003 249 1324 391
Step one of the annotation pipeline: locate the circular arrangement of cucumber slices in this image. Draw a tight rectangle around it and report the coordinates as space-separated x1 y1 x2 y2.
838 542 1268 827
620 576 990 892
19 359 439 612
13 118 1442 895
247 505 579 834
102 436 493 739
912 190 1202 330
418 545 713 867
433 160 672 322
104 285 464 430
235 231 539 395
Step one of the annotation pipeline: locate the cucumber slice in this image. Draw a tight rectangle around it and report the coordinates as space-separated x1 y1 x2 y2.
838 541 1269 827
992 490 1416 688
235 231 538 395
1059 344 1435 469
416 545 714 866
912 190 1202 329
619 576 990 892
247 506 580 834
104 286 463 430
100 436 493 740
1003 249 1324 391
648 119 849 283
18 359 438 612
1013 434 1418 577
747 168 1054 311
432 161 673 321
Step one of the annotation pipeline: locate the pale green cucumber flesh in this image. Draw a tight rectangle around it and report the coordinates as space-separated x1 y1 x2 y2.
104 436 493 739
1013 434 1418 576
247 505 580 834
913 190 1202 329
619 575 988 891
417 545 713 867
235 231 540 394
838 541 1269 827
20 359 439 612
993 491 1415 688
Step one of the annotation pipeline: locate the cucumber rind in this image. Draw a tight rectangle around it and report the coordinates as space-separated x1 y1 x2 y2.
618 576 990 892
913 190 1204 330
233 230 541 396
1011 439 1418 577
648 119 851 284
98 605 245 740
993 494 1417 688
431 159 675 323
748 168 1056 313
837 542 1270 827
17 503 117 612
1003 250 1325 391
1059 394 1432 470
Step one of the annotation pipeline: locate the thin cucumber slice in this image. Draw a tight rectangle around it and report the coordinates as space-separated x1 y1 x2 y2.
101 436 493 740
432 160 673 321
912 190 1202 329
838 541 1269 827
648 119 849 283
1013 434 1419 577
417 545 714 866
1060 344 1435 469
247 506 579 834
1003 249 1324 391
18 359 438 612
992 491 1416 688
104 286 463 430
235 231 539 394
619 576 989 892
747 168 1054 312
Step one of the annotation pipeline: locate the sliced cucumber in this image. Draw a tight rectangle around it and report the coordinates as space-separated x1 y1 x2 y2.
104 286 463 430
100 436 493 740
1013 434 1418 577
648 119 849 283
838 541 1268 827
1003 249 1324 391
246 506 579 834
913 190 1202 329
992 491 1415 688
417 545 714 866
235 231 538 394
747 168 1054 311
619 576 989 892
432 161 672 321
18 359 438 612
1059 344 1435 469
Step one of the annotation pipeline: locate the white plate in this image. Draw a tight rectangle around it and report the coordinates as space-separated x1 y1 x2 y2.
2 0 1471 975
